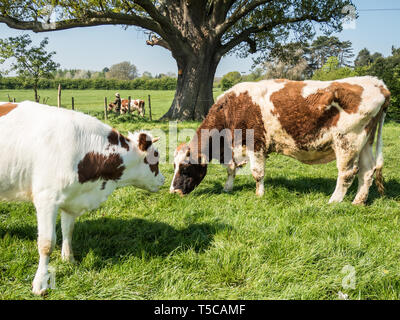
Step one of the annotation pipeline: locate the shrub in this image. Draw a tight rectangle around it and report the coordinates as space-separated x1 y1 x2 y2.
221 71 242 91
311 57 357 81
0 77 177 91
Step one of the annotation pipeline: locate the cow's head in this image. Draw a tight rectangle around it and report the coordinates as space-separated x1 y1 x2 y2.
125 131 165 192
170 143 208 196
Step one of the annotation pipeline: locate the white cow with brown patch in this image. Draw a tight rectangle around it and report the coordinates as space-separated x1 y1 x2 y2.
0 101 165 295
121 99 145 116
171 76 390 205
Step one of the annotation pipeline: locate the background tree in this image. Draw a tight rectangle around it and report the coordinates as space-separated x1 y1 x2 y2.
256 36 355 80
261 42 310 80
0 0 353 120
367 47 400 120
354 48 372 67
141 71 153 79
354 48 383 67
311 56 356 81
105 61 138 80
0 34 59 102
307 36 354 70
221 71 242 90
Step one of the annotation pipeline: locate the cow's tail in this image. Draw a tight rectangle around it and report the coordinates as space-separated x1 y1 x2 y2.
375 110 386 196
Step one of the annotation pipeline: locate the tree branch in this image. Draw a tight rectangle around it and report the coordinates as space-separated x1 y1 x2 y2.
215 0 272 36
146 34 172 51
218 14 332 56
0 11 162 35
132 0 182 36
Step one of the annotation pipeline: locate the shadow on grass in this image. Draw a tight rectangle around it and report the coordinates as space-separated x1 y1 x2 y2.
369 178 400 203
71 217 229 264
1 216 229 268
195 177 337 196
195 176 400 202
0 223 37 241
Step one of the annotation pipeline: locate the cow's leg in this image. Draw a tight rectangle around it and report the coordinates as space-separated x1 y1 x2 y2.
248 150 265 196
32 196 58 296
329 143 360 204
353 143 375 205
224 164 237 193
61 211 76 263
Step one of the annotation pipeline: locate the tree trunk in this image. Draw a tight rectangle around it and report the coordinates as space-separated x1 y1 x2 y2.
161 50 220 121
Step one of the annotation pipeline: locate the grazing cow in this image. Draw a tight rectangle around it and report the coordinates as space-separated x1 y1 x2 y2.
170 76 390 205
108 102 117 112
0 101 165 295
121 99 145 116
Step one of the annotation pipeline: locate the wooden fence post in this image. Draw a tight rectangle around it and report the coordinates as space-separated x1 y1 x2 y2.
13 98 16 103
104 97 108 120
148 95 152 121
128 96 131 114
57 84 61 108
71 97 75 111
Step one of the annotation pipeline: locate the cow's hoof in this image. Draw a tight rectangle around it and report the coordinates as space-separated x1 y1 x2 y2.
62 254 76 264
32 278 49 296
352 200 366 206
32 287 48 296
328 196 343 204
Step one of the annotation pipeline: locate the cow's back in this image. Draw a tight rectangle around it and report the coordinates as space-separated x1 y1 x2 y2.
0 101 112 200
211 76 389 163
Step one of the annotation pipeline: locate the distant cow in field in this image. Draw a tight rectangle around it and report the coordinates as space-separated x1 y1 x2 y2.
170 76 390 205
108 102 117 112
121 99 145 117
0 101 164 295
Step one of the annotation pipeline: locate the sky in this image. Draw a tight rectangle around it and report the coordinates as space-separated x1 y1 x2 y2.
0 0 399 77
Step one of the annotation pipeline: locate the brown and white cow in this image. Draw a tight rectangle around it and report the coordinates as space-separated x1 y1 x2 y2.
170 76 390 205
0 101 164 295
121 99 145 116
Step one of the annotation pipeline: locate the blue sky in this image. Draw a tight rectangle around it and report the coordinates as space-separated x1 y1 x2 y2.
0 0 399 77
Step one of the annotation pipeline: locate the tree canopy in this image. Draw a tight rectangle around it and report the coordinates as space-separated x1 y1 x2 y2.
354 48 383 67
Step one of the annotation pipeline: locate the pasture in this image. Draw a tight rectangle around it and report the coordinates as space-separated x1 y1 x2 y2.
0 89 223 120
1 89 400 300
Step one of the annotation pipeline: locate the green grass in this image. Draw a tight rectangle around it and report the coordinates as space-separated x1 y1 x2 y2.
0 88 224 120
1 90 400 300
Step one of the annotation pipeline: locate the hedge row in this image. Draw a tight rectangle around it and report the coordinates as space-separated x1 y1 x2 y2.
0 77 177 90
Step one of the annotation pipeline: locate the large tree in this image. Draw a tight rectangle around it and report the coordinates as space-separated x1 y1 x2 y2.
0 0 353 120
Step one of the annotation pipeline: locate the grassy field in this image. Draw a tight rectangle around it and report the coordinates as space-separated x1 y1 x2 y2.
0 88 223 120
1 89 400 300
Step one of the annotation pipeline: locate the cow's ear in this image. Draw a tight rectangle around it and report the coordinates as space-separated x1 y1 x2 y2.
138 133 153 152
152 137 160 144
